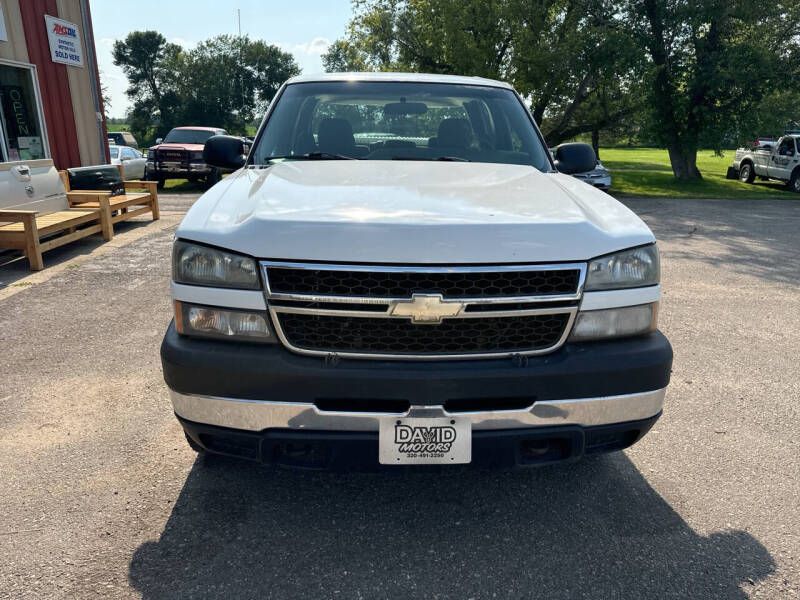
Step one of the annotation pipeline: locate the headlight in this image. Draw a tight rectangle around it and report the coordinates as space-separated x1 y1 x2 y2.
172 240 260 289
585 245 659 291
568 303 657 342
191 151 204 161
175 301 275 342
147 149 154 159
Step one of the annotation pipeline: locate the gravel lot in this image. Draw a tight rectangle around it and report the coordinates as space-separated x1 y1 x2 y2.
0 193 797 599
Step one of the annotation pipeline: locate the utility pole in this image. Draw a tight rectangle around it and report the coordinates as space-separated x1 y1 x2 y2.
238 9 241 35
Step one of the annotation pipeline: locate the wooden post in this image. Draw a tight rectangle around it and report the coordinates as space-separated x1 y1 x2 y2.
22 213 43 271
58 170 70 192
97 194 114 241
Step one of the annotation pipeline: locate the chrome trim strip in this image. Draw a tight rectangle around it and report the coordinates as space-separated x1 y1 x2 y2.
171 388 665 432
270 304 576 320
267 291 582 304
261 260 587 301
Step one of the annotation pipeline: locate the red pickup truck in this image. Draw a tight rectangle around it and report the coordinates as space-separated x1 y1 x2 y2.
145 126 228 188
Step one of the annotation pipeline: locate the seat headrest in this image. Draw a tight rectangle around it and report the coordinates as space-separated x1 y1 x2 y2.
318 118 355 152
437 118 473 149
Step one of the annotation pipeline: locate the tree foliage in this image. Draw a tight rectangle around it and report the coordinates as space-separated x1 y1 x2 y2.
113 31 299 144
630 0 800 178
323 0 800 178
322 0 647 147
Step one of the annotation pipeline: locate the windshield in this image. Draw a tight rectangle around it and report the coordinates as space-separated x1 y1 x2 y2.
164 129 216 144
252 81 551 169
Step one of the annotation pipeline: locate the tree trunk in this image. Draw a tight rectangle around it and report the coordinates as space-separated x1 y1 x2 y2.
667 146 702 180
591 128 600 160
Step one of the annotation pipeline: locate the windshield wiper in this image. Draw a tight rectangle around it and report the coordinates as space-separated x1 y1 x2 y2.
392 156 471 162
267 151 357 162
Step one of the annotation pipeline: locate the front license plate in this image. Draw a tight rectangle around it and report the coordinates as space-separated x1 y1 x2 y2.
379 417 471 465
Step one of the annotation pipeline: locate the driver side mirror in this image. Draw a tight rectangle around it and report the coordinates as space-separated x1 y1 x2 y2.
553 143 597 174
204 135 246 170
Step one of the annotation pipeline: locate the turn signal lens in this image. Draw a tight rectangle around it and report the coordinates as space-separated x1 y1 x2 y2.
568 303 657 342
175 301 274 343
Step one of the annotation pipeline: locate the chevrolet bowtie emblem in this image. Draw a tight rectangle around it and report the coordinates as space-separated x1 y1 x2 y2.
389 294 464 324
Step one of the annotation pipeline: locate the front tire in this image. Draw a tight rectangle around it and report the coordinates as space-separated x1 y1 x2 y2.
156 177 166 190
789 170 800 194
739 163 755 184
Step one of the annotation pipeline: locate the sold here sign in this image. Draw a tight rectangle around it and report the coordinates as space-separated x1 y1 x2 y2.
44 15 84 68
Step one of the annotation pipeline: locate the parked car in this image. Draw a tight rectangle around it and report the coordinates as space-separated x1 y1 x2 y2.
550 147 611 190
108 144 146 180
145 126 228 188
107 131 139 149
728 133 800 193
572 159 612 190
161 73 672 470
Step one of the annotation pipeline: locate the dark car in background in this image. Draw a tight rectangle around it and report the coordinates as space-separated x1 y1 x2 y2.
107 131 139 149
145 126 228 188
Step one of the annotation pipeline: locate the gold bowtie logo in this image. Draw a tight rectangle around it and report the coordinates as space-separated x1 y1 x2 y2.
388 294 464 324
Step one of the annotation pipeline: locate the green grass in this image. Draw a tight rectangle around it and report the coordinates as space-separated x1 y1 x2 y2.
106 124 131 132
601 148 797 199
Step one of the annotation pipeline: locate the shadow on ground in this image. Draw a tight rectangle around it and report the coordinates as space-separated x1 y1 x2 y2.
0 220 154 288
129 454 773 599
623 197 800 285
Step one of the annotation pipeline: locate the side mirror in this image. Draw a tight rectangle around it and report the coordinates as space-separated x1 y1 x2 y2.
155 138 163 145
203 135 246 170
554 143 597 175
120 156 130 161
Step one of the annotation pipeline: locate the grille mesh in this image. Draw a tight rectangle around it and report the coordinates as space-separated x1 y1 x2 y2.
277 313 570 355
267 267 580 298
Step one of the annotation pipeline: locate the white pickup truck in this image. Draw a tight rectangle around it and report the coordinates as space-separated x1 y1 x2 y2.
729 134 800 193
161 73 672 470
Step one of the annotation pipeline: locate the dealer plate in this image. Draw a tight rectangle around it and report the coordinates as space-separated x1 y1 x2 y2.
379 417 471 465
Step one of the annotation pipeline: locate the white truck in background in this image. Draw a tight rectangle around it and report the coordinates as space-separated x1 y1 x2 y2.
729 134 800 193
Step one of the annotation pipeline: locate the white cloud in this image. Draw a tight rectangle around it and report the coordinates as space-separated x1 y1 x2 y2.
277 36 331 75
293 36 331 55
169 37 197 50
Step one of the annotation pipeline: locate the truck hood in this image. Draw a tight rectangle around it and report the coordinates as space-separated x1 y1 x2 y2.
177 161 654 263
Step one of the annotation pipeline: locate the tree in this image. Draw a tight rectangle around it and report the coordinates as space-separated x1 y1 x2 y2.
112 31 184 142
114 32 300 143
629 0 800 178
179 36 300 133
321 0 645 146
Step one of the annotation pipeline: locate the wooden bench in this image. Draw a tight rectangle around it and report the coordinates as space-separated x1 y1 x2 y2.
59 165 160 225
0 193 113 271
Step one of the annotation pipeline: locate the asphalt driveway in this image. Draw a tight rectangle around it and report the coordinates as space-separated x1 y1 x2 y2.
0 195 797 599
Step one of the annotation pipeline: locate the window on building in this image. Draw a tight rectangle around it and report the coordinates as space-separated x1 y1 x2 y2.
0 62 47 163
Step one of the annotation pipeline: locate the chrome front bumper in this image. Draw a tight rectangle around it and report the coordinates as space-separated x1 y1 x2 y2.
170 388 665 432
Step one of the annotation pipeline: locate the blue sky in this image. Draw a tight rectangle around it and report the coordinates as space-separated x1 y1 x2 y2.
89 0 352 118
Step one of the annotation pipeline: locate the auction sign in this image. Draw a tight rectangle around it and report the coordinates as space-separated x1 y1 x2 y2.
44 15 84 68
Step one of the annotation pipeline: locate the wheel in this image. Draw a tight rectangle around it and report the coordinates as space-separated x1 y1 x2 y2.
739 162 755 184
156 177 166 190
185 432 205 453
187 175 199 184
789 170 800 194
206 168 221 187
